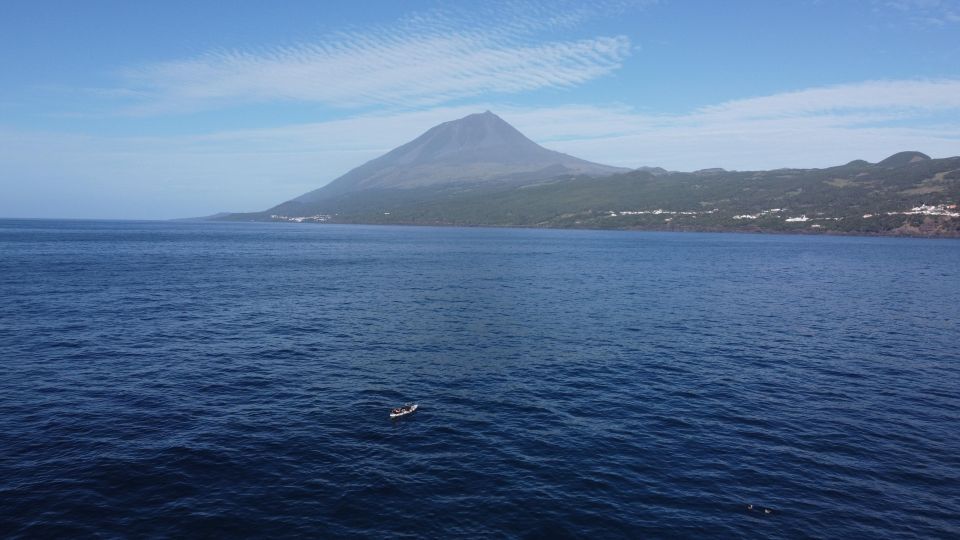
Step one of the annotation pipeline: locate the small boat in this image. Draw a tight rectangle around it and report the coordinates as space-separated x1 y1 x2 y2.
390 403 418 418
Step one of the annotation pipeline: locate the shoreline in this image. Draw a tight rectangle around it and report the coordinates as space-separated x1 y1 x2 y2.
3 216 958 239
217 217 960 239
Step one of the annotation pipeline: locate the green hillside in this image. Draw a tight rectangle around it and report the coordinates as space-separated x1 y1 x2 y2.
225 153 960 236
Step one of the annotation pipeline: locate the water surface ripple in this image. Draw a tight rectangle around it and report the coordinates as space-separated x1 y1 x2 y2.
1 220 958 538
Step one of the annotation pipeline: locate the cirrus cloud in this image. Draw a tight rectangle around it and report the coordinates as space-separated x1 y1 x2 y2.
108 6 632 115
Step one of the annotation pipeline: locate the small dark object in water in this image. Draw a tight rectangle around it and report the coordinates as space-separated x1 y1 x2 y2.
746 503 774 515
390 403 418 418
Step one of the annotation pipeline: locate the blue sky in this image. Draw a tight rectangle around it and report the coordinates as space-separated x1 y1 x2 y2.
2 0 959 219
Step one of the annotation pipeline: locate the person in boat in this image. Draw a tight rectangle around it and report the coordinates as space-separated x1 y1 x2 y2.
392 404 414 415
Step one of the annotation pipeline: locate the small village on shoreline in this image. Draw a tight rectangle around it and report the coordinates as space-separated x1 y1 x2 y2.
267 202 960 236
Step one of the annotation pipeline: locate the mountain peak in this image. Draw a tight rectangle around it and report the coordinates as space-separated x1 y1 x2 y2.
335 110 621 179
878 151 931 167
278 111 627 207
423 110 533 154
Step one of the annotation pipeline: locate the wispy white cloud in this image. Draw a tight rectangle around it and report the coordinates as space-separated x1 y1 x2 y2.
693 79 960 120
879 0 960 26
520 79 960 168
108 3 633 114
3 78 959 219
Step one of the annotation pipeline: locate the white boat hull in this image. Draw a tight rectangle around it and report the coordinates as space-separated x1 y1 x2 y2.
390 403 418 418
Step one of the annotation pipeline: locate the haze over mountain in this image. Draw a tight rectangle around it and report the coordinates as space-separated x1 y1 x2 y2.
220 112 960 236
263 111 627 216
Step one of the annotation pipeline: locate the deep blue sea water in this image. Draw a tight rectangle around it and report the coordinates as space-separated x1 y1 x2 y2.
1 219 958 539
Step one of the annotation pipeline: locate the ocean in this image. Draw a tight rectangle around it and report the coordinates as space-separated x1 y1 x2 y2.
1 219 958 538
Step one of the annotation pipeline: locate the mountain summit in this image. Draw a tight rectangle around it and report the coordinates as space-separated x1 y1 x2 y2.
270 111 626 213
877 151 931 168
372 110 546 166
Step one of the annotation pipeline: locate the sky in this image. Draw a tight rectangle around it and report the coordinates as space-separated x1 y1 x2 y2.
2 0 959 219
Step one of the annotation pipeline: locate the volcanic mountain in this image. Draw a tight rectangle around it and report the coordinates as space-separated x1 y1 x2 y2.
260 111 627 216
218 112 959 237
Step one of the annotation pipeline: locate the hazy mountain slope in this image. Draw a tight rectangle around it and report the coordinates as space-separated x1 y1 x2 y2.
264 111 627 216
268 153 960 236
217 112 959 236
